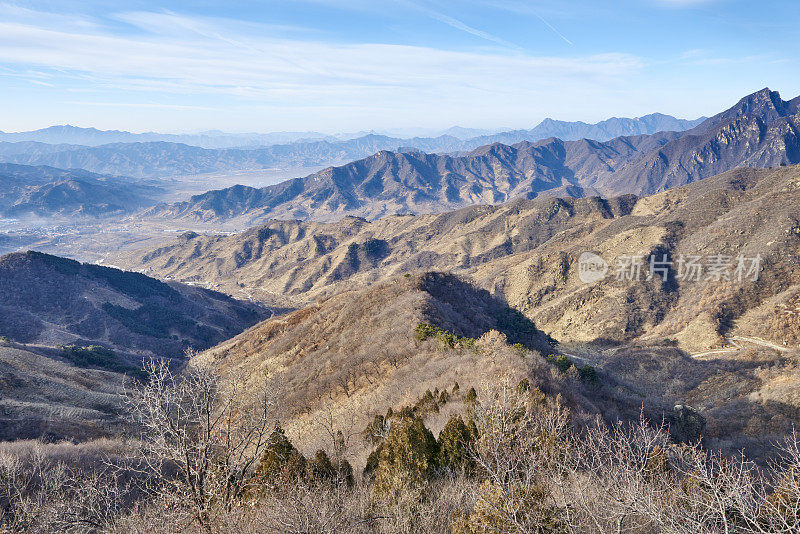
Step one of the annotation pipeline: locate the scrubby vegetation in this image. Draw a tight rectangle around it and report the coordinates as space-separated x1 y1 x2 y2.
59 345 145 378
414 323 479 352
544 353 598 384
2 368 799 534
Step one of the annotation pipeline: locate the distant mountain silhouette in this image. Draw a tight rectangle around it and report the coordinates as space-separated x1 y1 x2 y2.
0 125 332 149
0 114 703 178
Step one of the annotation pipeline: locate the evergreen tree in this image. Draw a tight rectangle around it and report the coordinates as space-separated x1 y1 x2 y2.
254 425 307 486
436 415 475 473
373 417 438 500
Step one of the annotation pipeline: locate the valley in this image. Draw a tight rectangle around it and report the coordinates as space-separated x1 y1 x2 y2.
1 86 799 533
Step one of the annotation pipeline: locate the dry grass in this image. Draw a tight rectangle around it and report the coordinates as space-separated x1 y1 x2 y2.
119 165 800 355
194 272 576 469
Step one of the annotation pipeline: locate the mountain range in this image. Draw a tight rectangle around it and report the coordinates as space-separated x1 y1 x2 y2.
1 114 702 148
119 163 800 356
191 253 799 465
0 126 333 149
2 90 800 467
114 158 800 458
0 114 704 179
140 88 799 224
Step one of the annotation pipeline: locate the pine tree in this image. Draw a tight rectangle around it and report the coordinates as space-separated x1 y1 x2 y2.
436 415 475 473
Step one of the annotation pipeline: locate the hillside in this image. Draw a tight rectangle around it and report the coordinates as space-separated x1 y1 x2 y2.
142 88 799 224
193 272 594 465
0 343 130 441
193 271 798 467
0 163 162 217
119 164 800 355
0 251 267 360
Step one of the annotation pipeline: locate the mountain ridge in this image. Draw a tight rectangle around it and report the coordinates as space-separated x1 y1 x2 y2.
0 114 705 178
0 163 163 218
118 164 800 356
0 250 267 359
139 88 799 224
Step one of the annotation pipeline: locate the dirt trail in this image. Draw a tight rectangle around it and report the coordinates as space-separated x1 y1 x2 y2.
691 336 792 358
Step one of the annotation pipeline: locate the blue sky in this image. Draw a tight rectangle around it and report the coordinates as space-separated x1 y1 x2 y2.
0 0 798 133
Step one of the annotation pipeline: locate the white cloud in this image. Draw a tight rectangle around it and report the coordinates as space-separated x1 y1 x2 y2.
0 4 675 131
0 9 642 104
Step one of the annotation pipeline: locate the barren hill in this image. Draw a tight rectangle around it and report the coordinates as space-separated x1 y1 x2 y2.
194 271 799 466
120 164 800 354
142 88 799 224
193 272 598 465
0 251 267 360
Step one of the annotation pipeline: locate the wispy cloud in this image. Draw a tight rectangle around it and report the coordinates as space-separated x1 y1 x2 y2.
398 0 523 50
655 0 719 6
529 10 572 45
466 0 573 44
0 7 641 103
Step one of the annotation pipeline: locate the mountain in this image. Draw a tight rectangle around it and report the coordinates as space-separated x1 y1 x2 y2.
140 88 799 224
0 125 333 149
141 132 679 223
0 114 703 179
0 163 163 217
692 88 800 134
595 88 800 194
193 267 799 465
0 115 700 150
0 141 86 158
0 250 268 442
191 271 601 464
117 163 800 459
0 136 454 179
119 164 800 354
0 251 267 359
466 113 705 147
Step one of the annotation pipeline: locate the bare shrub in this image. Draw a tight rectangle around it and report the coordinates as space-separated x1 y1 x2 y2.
122 356 278 528
0 445 131 533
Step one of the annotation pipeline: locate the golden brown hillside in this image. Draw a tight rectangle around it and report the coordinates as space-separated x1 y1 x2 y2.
118 165 800 353
192 272 602 466
193 270 799 468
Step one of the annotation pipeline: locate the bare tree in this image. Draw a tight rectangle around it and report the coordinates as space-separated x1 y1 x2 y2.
123 356 278 528
461 381 571 533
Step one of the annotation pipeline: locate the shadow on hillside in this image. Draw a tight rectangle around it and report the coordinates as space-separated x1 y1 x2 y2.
416 272 555 354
